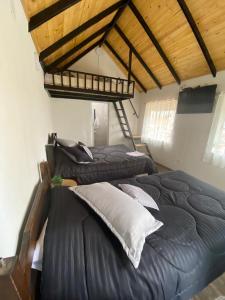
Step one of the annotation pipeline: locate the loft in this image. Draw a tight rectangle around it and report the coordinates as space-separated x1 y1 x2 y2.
44 69 135 102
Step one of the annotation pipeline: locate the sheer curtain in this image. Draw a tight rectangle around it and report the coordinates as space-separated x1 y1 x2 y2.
142 99 177 147
204 92 225 168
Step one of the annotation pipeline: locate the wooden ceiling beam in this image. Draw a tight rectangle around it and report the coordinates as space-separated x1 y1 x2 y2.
62 39 101 70
104 41 147 93
128 48 132 84
45 83 131 98
39 0 127 61
129 1 181 84
115 24 161 89
45 23 110 72
49 91 118 102
177 0 216 77
100 0 131 46
29 0 81 32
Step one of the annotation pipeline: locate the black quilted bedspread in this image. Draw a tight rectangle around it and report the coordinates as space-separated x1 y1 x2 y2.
41 171 225 300
54 144 157 184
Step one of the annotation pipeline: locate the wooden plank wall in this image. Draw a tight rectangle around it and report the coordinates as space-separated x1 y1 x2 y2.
21 0 225 90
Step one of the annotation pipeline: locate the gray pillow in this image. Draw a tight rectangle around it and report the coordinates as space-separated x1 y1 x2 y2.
59 144 93 164
78 141 93 160
119 184 159 210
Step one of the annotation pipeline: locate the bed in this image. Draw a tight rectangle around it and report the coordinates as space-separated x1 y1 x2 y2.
51 143 158 184
40 170 225 300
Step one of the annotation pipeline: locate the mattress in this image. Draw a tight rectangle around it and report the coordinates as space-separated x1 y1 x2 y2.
54 144 157 184
41 171 225 300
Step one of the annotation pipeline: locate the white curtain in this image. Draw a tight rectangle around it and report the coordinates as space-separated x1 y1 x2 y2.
142 99 177 147
204 92 225 168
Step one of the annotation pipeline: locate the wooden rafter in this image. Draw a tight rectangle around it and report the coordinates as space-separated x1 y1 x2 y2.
22 0 225 90
128 48 132 84
39 0 127 61
29 0 81 32
104 41 147 92
62 39 101 70
129 1 181 84
177 0 216 77
115 24 161 89
100 0 131 46
45 23 111 72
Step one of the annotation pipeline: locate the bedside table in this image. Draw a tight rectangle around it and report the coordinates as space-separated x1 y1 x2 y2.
62 179 77 187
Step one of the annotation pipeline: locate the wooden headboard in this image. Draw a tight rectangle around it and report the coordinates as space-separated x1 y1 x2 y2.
46 132 57 176
0 162 51 300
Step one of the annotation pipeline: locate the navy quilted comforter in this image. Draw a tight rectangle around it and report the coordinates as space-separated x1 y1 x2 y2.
41 171 225 300
54 144 157 184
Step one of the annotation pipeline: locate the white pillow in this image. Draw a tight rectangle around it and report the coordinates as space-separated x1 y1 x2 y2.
80 144 93 160
119 184 159 210
70 182 163 268
56 138 77 147
32 219 48 271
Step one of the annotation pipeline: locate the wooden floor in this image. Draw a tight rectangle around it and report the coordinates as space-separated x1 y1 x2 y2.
192 273 225 300
156 163 171 173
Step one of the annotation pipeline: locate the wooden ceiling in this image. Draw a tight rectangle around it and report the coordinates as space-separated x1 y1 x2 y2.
21 0 225 92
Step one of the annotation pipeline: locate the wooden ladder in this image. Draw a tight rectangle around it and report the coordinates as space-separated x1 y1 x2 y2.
113 100 153 159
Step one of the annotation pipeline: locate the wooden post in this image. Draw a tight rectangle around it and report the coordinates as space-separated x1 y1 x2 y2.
128 47 132 93
128 47 132 84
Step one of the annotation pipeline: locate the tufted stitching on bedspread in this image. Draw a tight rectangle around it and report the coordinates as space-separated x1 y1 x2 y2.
43 173 225 300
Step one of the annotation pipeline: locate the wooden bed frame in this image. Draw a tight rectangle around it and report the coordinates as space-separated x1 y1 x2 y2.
0 162 51 300
45 133 57 176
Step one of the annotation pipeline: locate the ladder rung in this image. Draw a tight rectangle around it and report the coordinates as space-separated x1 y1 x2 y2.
121 123 127 125
135 143 146 147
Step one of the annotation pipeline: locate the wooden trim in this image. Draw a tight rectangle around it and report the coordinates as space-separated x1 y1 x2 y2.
177 0 216 77
100 0 131 46
39 0 127 61
45 23 111 72
104 41 147 92
129 2 181 84
49 91 120 102
61 39 101 70
29 0 81 32
115 24 162 89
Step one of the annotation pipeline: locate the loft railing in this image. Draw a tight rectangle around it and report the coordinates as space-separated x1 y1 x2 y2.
44 70 135 98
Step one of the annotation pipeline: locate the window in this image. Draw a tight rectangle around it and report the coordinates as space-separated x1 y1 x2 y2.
204 92 225 168
142 99 177 146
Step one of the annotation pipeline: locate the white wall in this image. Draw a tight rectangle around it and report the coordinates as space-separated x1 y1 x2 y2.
0 2 52 257
92 102 109 146
51 100 93 145
52 47 141 147
138 70 225 191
